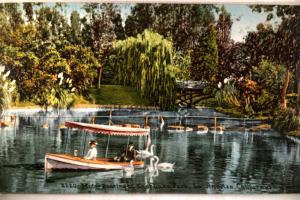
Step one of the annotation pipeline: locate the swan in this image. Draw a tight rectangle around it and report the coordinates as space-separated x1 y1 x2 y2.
123 160 134 177
197 125 209 134
146 156 157 173
159 116 165 131
145 156 159 184
136 144 155 159
153 156 175 172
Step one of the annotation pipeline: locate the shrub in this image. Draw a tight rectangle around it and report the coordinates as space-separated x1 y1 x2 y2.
273 108 300 132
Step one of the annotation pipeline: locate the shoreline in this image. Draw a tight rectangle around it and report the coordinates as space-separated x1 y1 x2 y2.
7 104 160 112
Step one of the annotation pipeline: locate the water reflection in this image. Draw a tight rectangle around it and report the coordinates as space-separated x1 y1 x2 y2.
0 108 299 193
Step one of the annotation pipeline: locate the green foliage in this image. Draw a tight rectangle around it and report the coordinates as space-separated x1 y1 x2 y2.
215 81 241 108
252 60 286 111
59 45 100 93
191 25 218 82
252 60 286 95
112 29 177 110
173 51 191 81
216 5 233 82
215 78 262 116
273 108 300 132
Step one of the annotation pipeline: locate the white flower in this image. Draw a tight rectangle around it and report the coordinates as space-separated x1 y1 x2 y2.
0 65 5 74
224 78 229 84
11 80 16 85
58 72 64 79
238 77 244 81
8 86 15 93
59 78 63 86
3 82 8 89
218 82 222 89
71 87 76 92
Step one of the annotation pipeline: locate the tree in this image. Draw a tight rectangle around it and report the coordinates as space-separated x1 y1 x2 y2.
23 3 34 23
216 5 234 81
112 29 177 110
1 3 23 29
251 5 300 109
82 3 117 88
191 24 218 82
112 13 125 40
124 4 155 37
59 45 100 93
69 10 82 45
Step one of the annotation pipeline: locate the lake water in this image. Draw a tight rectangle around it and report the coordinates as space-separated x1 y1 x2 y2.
0 108 299 194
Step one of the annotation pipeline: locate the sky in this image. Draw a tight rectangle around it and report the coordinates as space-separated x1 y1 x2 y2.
57 3 281 42
223 4 280 42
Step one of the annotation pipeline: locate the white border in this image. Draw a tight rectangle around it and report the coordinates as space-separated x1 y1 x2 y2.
0 0 300 5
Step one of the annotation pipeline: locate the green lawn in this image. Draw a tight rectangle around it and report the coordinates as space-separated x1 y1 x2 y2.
88 85 151 106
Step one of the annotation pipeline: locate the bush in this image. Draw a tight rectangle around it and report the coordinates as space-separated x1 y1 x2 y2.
273 108 300 132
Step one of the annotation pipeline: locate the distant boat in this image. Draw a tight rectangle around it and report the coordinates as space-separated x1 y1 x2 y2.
0 121 9 127
167 125 193 133
58 124 67 129
209 126 224 134
41 123 49 129
0 115 16 127
196 125 209 134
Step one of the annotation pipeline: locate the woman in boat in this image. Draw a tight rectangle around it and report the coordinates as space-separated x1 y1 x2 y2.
114 142 137 162
126 142 137 161
84 140 98 160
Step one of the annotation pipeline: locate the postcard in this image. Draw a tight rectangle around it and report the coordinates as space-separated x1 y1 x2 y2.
0 0 299 198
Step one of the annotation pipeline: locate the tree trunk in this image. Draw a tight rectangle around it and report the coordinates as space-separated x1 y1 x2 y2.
97 67 103 89
279 69 290 109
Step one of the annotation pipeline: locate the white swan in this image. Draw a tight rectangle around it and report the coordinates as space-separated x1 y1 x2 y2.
146 156 157 173
146 156 159 184
123 160 134 177
159 116 165 131
153 156 175 172
136 144 155 159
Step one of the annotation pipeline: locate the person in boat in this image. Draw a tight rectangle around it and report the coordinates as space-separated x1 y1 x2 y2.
84 140 98 160
114 142 137 162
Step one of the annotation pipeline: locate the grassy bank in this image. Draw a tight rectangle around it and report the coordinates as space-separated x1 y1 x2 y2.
87 85 151 106
11 85 152 109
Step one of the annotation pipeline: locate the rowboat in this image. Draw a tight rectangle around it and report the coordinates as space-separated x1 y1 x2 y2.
45 153 145 171
44 121 150 171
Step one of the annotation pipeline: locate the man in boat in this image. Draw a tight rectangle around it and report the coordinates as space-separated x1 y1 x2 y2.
84 140 98 160
113 142 137 162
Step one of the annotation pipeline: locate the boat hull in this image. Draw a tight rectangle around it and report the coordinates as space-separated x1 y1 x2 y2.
45 153 144 171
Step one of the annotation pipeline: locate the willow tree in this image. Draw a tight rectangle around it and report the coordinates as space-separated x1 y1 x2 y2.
112 29 177 110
